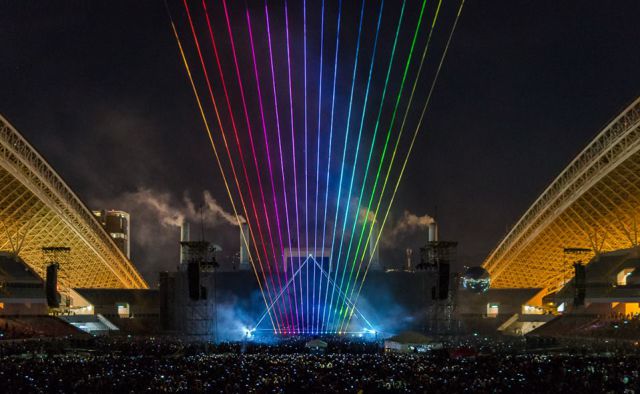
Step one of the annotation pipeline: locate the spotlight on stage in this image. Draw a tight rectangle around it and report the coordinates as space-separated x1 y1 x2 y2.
243 327 256 338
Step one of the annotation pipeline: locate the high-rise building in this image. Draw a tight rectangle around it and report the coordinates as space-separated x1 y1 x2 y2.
93 209 130 259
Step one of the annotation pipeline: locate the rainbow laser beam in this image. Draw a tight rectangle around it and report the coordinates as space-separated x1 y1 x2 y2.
341 0 443 332
284 0 303 332
332 0 408 332
201 0 289 331
170 0 464 335
220 0 290 331
313 0 326 335
309 258 374 330
264 0 297 333
325 0 366 333
319 0 342 333
253 257 309 330
165 15 276 331
303 0 310 333
253 256 373 332
182 0 284 331
338 0 442 332
345 0 466 330
325 0 385 332
245 3 291 332
326 0 385 332
338 0 428 331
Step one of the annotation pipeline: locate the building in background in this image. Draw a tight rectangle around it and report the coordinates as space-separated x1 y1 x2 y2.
93 210 131 259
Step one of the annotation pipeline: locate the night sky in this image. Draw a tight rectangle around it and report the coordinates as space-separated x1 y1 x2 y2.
2 1 640 284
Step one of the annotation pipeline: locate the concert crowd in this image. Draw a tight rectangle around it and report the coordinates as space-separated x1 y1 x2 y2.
1 336 639 393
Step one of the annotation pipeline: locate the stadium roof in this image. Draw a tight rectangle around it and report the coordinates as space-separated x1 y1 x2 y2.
483 97 640 291
0 115 147 290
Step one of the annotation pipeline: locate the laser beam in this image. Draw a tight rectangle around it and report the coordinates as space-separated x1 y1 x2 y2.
332 0 408 333
265 0 297 333
325 0 366 333
166 15 276 331
327 0 385 332
220 0 290 331
319 0 343 333
201 0 290 331
338 0 429 332
182 0 285 331
345 0 466 330
284 0 303 333
313 0 325 334
303 0 310 333
245 3 290 332
340 0 443 332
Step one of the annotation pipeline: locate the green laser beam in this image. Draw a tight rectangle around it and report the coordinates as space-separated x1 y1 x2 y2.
339 0 443 332
329 0 407 332
344 0 466 330
337 0 428 330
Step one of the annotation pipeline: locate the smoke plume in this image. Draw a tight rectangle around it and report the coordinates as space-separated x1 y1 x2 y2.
90 188 242 281
382 211 434 247
120 188 243 228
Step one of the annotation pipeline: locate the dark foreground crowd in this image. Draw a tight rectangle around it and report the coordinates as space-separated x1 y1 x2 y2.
1 336 640 393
